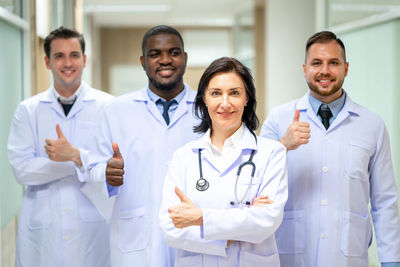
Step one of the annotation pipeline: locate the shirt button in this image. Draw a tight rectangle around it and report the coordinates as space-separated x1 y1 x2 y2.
63 235 70 240
324 135 328 140
320 233 325 239
322 166 328 173
321 200 328 206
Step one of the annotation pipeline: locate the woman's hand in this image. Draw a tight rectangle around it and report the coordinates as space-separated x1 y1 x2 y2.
251 195 274 207
168 187 203 228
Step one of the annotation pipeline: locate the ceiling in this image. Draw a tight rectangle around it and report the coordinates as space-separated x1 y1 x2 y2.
83 0 254 27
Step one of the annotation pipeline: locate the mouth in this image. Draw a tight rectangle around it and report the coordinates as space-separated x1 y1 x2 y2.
217 111 234 118
157 67 176 78
316 78 335 86
61 69 76 76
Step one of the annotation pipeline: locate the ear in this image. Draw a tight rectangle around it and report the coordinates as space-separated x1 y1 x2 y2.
83 54 87 68
344 62 349 77
302 63 306 77
140 55 145 70
45 56 51 70
184 52 188 65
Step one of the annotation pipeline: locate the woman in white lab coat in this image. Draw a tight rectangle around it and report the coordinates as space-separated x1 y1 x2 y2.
159 57 288 267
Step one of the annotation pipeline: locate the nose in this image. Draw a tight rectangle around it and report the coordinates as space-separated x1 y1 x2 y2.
64 56 72 67
220 94 231 109
159 52 172 65
320 62 329 74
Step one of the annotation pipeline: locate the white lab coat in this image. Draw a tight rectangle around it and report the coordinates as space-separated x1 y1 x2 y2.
7 81 113 267
159 126 288 267
260 92 400 267
84 85 200 267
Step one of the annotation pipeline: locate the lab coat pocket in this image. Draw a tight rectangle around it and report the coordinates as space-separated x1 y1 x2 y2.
175 254 203 267
341 211 371 256
239 250 279 266
275 210 305 253
118 207 149 252
28 188 52 229
238 176 261 202
77 191 105 222
346 141 373 181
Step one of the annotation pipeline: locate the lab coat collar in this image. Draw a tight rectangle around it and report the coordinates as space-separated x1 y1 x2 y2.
297 90 361 132
39 81 95 119
192 125 258 174
131 83 196 128
193 125 258 152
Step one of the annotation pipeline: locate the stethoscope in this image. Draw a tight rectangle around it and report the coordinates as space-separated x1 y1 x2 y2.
196 133 257 206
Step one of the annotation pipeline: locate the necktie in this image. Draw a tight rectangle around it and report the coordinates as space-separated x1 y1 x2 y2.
318 104 333 130
157 99 176 125
58 97 76 116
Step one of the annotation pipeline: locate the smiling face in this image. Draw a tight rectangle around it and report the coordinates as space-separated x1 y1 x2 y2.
303 41 349 103
203 71 248 137
140 33 187 99
45 38 86 96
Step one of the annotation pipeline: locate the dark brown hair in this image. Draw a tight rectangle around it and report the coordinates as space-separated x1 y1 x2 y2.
193 57 259 133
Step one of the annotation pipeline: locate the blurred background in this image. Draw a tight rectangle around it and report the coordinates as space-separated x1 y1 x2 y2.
1 0 399 266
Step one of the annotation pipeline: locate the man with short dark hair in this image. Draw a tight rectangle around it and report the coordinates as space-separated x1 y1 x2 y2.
84 25 199 267
261 31 400 267
8 26 113 266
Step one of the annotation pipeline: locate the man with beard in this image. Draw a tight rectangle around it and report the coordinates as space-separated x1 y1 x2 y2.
81 25 199 267
260 31 400 266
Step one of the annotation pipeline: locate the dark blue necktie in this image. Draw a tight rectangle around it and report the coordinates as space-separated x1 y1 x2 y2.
318 104 333 130
157 99 176 125
58 97 76 116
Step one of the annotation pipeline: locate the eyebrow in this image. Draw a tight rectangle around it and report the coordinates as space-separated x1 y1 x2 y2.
208 87 243 90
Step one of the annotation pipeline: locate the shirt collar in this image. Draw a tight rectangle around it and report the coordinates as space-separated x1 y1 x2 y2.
308 89 347 120
146 86 186 104
199 124 245 153
53 83 82 104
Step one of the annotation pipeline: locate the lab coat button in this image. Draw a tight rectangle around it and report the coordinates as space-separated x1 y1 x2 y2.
322 166 328 173
324 135 328 140
321 200 327 206
320 233 325 239
63 235 70 240
62 206 68 211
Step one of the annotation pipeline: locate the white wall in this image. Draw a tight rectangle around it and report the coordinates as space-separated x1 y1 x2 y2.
264 0 316 115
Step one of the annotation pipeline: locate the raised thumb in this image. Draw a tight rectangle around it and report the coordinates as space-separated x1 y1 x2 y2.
112 142 122 159
175 187 187 203
293 109 300 122
56 124 65 139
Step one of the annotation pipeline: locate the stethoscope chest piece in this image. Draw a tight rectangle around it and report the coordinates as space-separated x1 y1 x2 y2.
196 178 209 191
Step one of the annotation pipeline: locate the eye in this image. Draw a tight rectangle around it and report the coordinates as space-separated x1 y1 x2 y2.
71 53 80 58
311 61 321 66
210 91 220 96
171 49 182 56
231 90 240 96
330 61 339 65
148 52 160 58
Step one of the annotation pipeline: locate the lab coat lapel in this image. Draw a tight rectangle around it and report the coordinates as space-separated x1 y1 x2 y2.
193 127 258 176
43 88 65 118
168 86 195 128
193 135 221 173
297 93 326 131
328 94 359 132
133 88 166 126
218 128 258 176
67 82 95 119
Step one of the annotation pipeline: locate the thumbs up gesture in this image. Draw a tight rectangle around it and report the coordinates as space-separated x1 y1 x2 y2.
168 187 203 229
106 142 124 186
280 109 311 151
45 124 82 166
